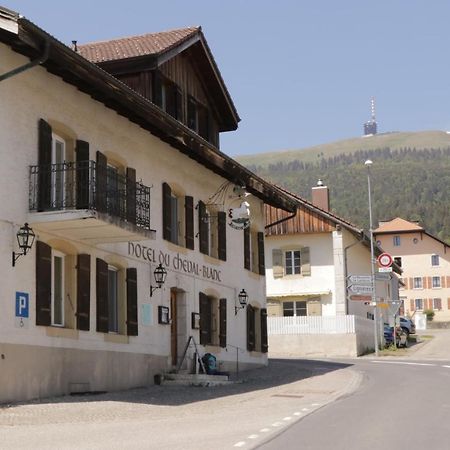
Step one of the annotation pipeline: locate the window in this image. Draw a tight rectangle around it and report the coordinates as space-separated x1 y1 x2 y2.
108 266 119 333
393 257 402 268
413 277 423 289
52 251 65 326
432 276 441 288
283 301 307 317
431 254 439 266
415 299 423 310
433 298 442 310
393 236 401 246
52 133 66 209
285 250 301 275
199 293 222 346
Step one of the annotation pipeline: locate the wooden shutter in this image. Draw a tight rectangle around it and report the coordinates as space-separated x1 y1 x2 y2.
175 87 183 122
76 254 91 331
301 247 311 276
260 308 268 353
257 232 265 275
272 249 283 278
95 151 107 213
126 167 136 224
410 299 415 311
152 70 163 107
36 240 52 326
199 292 211 345
96 258 109 333
198 200 208 255
218 211 227 261
126 268 138 336
247 304 255 351
37 119 52 211
219 298 227 348
75 140 90 209
244 227 251 270
185 195 194 249
162 182 172 241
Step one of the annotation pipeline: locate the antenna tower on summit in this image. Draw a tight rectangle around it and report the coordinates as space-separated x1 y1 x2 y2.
363 97 378 136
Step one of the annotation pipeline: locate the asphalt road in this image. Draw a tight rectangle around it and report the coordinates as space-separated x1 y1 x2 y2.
259 331 450 450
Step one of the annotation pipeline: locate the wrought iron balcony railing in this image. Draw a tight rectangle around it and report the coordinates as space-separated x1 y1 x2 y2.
29 161 151 230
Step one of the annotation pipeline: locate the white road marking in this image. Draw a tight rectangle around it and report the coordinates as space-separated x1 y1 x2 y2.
371 361 436 366
442 365 450 368
259 428 271 433
234 442 246 447
301 407 309 412
311 403 321 406
293 412 302 416
248 435 258 439
283 416 292 421
272 422 283 427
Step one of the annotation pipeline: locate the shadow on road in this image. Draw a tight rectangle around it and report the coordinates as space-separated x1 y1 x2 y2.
4 359 352 408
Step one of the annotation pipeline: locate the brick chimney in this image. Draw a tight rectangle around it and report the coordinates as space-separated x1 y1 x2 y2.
311 179 329 211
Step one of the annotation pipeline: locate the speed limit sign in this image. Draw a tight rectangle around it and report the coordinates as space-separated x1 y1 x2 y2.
377 252 393 268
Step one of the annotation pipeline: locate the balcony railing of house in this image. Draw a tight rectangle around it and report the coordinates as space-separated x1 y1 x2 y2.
29 161 151 230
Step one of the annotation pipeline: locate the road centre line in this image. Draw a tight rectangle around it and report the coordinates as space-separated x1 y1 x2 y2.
248 435 258 439
233 442 246 447
442 365 450 368
371 361 436 366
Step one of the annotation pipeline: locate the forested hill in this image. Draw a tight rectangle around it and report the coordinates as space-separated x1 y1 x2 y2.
237 132 450 244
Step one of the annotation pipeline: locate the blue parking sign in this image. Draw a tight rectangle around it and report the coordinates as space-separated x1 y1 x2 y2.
15 292 29 318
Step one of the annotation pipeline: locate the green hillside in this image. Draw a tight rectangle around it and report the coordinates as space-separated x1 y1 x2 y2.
237 132 450 244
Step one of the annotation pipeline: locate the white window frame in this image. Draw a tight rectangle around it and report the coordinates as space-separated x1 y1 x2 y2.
284 250 301 275
415 298 423 310
51 250 65 327
413 277 423 289
431 254 439 266
108 265 119 333
432 276 441 288
393 236 401 247
282 300 307 317
51 133 66 208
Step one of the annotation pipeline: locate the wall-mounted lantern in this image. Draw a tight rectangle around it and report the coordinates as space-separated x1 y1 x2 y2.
235 289 248 315
150 263 167 297
12 223 35 267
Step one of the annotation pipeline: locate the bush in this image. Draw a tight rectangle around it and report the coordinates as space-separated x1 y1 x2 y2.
424 309 435 321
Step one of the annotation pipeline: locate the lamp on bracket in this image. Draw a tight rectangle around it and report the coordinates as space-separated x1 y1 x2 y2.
12 223 35 267
235 289 248 315
150 263 167 297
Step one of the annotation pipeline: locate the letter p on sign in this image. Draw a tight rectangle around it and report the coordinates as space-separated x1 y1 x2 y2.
15 292 29 318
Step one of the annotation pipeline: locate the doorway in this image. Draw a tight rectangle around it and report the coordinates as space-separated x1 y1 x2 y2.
170 290 178 366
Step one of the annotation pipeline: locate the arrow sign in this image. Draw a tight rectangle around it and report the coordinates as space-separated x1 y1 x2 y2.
347 275 372 285
349 294 372 302
375 273 392 281
348 284 374 294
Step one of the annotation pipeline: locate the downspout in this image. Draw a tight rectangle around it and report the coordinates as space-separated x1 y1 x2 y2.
343 232 366 314
265 209 297 230
0 39 50 82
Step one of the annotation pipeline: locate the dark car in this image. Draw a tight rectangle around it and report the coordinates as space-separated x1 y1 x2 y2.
384 326 408 348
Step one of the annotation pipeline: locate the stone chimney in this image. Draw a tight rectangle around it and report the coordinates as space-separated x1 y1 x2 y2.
311 179 329 211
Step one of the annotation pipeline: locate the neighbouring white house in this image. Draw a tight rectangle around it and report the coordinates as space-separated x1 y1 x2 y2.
0 7 297 402
375 217 450 322
264 182 402 357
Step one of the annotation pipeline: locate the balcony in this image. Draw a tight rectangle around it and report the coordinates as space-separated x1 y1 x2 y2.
29 161 155 244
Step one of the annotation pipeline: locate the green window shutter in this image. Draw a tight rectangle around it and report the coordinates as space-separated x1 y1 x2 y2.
198 200 208 255
260 308 268 353
185 195 194 250
75 140 90 210
95 151 107 213
162 182 172 241
199 292 211 345
301 247 311 276
218 211 227 261
247 305 255 351
126 167 137 225
257 232 265 275
36 240 52 326
219 298 227 348
272 249 283 278
37 119 52 211
126 268 138 336
76 253 91 331
244 227 250 270
96 258 109 333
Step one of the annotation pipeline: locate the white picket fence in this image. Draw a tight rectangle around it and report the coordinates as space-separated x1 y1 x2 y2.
268 315 372 335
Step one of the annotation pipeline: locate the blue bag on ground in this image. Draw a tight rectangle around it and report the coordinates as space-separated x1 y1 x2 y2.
201 353 217 375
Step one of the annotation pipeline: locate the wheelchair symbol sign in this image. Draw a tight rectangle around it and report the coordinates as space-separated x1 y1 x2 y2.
15 292 29 318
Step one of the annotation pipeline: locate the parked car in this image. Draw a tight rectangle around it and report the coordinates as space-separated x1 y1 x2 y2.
400 316 416 335
384 325 408 348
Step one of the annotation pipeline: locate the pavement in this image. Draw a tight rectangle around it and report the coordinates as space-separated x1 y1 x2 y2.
1 328 446 449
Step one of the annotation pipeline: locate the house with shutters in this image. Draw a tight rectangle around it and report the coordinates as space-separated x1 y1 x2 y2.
265 182 400 320
0 7 297 402
374 218 450 321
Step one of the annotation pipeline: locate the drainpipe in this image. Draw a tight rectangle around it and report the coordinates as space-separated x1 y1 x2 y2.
343 233 366 314
265 209 297 230
0 39 50 83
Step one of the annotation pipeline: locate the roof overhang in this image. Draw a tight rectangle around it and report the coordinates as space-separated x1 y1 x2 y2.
0 9 297 213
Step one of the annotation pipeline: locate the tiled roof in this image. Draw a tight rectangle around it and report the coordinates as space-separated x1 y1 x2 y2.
78 27 200 63
374 217 424 233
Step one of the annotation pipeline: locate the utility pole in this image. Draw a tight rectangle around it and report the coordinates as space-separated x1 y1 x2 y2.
365 159 379 356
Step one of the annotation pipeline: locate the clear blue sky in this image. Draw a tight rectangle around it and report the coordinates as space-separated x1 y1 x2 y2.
5 1 450 155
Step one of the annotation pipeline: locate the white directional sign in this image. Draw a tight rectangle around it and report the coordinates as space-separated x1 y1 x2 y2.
378 267 392 273
348 284 374 294
347 275 372 285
